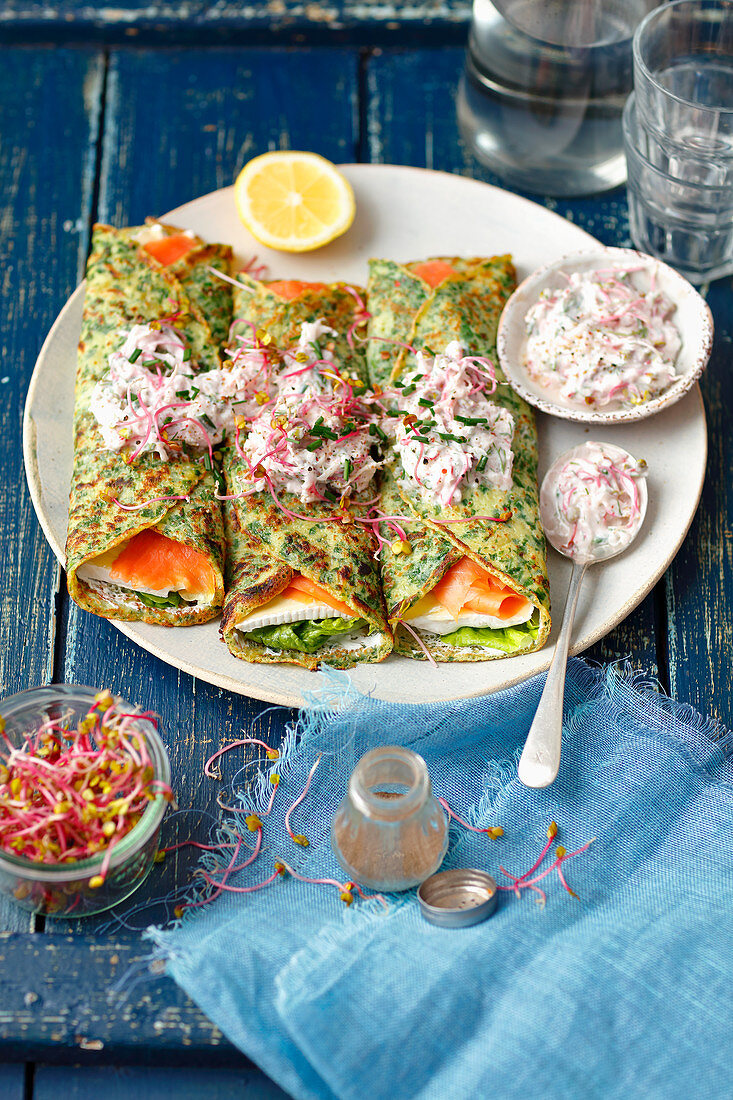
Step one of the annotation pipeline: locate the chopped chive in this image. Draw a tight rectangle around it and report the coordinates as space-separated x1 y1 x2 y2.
314 416 324 429
477 455 488 472
455 415 487 425
413 435 431 444
306 440 321 452
323 487 339 502
200 413 215 430
343 458 352 480
418 398 433 408
183 348 192 361
401 384 416 395
438 432 466 443
128 348 142 363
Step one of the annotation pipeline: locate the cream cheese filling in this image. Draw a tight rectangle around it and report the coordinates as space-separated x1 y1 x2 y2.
234 594 349 633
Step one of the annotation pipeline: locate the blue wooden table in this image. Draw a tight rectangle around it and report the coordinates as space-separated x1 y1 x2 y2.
1 5 731 1096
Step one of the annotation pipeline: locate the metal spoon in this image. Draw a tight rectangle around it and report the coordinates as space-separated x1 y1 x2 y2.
518 442 648 789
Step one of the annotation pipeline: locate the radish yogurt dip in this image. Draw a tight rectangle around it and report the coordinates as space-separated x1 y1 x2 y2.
524 265 681 410
540 441 648 563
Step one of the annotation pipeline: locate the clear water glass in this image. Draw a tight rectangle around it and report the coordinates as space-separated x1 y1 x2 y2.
624 93 733 283
458 0 658 196
633 0 733 170
634 121 733 187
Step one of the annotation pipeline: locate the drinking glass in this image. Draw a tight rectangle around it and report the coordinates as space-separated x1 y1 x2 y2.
457 0 659 196
633 0 733 168
624 93 733 282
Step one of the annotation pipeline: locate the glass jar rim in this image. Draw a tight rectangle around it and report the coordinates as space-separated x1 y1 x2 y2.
633 0 733 117
348 746 431 820
0 684 171 882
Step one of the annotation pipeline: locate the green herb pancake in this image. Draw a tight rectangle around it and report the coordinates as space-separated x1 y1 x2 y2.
365 256 516 387
221 449 391 670
221 274 391 668
230 274 367 379
367 256 551 662
65 222 231 625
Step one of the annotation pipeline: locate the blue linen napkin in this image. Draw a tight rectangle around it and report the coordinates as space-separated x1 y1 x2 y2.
150 660 733 1100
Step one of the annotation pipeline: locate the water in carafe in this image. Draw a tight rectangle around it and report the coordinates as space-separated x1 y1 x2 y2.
458 0 657 195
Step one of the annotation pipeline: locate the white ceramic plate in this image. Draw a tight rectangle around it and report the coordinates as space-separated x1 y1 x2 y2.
496 246 714 425
23 165 707 706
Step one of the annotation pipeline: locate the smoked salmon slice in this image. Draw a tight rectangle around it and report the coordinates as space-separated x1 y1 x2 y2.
109 529 216 600
266 280 329 301
143 234 196 267
431 557 529 620
411 261 457 288
283 574 355 617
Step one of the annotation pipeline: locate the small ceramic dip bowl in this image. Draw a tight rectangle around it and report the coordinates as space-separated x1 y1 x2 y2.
496 246 713 425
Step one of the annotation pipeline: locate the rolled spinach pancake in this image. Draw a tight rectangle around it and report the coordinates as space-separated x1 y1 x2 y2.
367 256 551 661
221 276 391 669
366 257 515 387
66 222 233 625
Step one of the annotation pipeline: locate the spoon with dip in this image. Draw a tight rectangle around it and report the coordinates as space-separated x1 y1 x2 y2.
518 440 648 789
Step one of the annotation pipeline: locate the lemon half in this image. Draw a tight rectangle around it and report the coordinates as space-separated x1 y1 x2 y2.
234 151 355 253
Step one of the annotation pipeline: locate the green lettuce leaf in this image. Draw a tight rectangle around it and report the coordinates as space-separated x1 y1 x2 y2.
246 616 366 654
138 590 185 609
441 611 540 653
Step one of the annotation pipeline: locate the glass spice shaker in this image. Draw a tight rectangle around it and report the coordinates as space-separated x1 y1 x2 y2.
331 746 449 891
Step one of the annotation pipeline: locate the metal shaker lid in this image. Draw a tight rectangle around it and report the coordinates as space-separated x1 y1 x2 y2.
417 868 498 928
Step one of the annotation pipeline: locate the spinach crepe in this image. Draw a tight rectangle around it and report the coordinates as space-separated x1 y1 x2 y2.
221 276 391 669
367 256 551 662
66 222 231 625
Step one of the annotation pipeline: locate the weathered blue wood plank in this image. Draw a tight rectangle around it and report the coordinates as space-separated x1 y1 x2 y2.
0 46 103 933
52 48 360 936
99 47 360 225
34 1063 291 1098
0 933 250 1065
666 278 732 721
0 0 471 47
0 1065 26 1099
365 46 660 675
